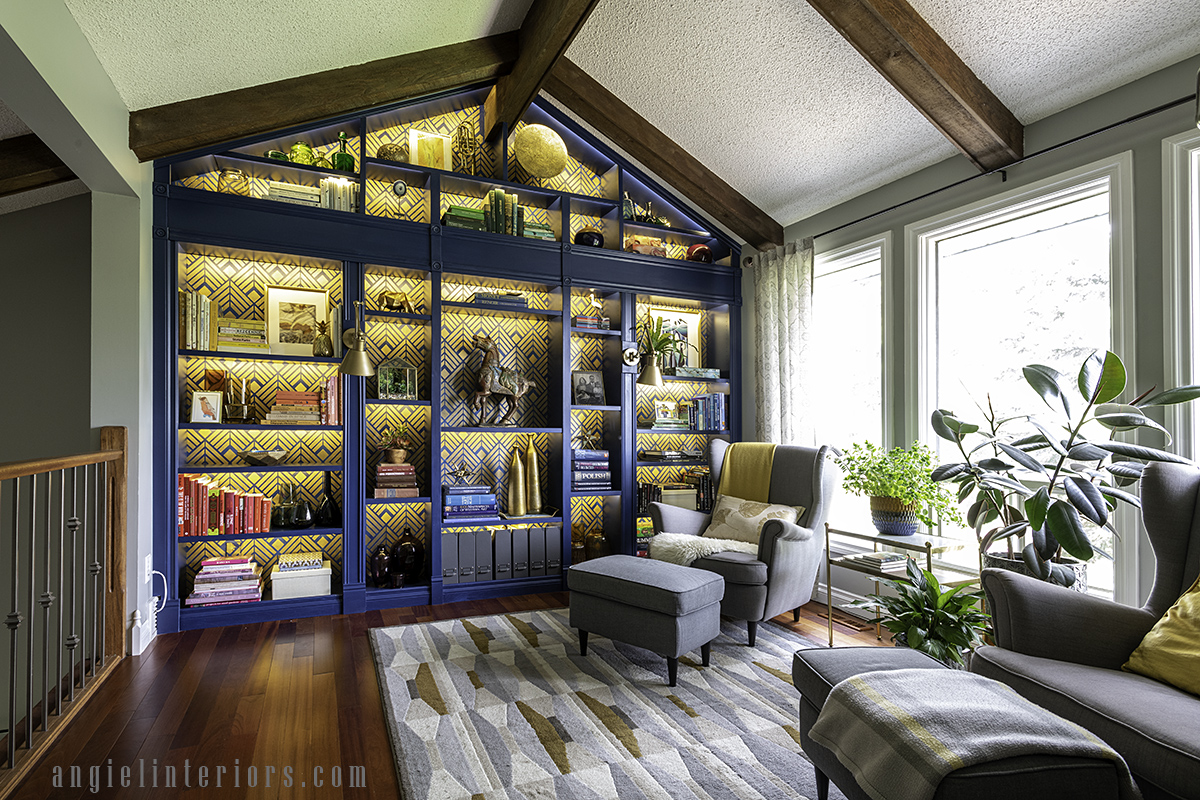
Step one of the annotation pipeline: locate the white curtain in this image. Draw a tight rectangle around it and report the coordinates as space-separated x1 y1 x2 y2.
753 237 814 445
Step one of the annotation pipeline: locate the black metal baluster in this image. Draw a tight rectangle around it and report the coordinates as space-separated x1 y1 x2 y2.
77 467 88 692
90 464 102 675
7 477 24 766
40 471 55 732
55 469 65 717
26 473 37 742
65 468 79 703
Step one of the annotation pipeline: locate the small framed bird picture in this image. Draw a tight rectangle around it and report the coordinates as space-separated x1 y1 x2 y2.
190 391 224 424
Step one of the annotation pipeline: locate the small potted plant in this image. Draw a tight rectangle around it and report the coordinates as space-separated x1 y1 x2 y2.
381 425 414 464
854 560 990 668
638 315 693 383
834 441 962 535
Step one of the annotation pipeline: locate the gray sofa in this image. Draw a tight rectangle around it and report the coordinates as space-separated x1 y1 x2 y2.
648 439 834 645
972 461 1200 800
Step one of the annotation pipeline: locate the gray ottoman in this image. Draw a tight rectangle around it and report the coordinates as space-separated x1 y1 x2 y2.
792 647 1121 800
568 555 724 686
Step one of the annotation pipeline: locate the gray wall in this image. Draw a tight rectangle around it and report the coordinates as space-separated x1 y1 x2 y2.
0 193 92 461
752 54 1200 605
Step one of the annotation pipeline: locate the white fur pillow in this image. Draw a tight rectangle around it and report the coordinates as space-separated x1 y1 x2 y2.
702 494 804 544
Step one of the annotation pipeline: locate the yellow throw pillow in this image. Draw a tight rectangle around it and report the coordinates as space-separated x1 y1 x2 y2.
1123 573 1200 696
701 494 804 544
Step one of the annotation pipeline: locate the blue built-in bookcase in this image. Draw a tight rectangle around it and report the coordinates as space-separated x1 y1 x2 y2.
152 84 742 632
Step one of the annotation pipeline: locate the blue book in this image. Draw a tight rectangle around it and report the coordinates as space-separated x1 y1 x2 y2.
572 449 609 460
444 505 499 515
442 485 493 495
445 494 498 506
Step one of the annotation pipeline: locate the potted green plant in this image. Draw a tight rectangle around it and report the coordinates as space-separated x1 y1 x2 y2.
834 441 963 535
381 425 414 464
854 560 989 667
638 315 693 384
931 350 1200 588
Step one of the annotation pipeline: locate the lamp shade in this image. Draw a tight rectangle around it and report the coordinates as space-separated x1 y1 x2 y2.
637 360 663 388
339 344 374 376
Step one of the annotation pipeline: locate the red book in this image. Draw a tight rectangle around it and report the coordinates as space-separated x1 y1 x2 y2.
177 476 185 530
377 464 416 473
225 489 236 535
236 494 246 536
201 556 251 567
274 391 320 403
262 497 272 532
374 487 420 498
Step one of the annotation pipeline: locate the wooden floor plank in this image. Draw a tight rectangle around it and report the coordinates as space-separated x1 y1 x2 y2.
6 594 883 798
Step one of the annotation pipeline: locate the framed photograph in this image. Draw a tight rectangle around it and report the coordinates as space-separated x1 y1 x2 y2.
572 371 606 406
653 399 679 422
266 285 329 356
409 129 453 171
190 391 223 424
650 307 702 371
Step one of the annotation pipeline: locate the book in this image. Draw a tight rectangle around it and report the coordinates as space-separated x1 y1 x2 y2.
373 488 421 498
442 484 493 495
572 461 610 470
376 463 416 473
573 471 612 481
572 449 609 460
444 493 497 506
442 514 501 525
443 505 498 515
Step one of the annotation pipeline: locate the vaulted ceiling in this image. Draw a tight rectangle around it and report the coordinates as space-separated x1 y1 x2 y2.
42 0 1200 235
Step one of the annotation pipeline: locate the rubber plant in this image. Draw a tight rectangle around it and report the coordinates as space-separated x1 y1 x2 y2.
854 559 989 667
931 350 1200 587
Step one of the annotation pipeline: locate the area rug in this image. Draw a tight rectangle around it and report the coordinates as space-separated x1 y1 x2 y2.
369 608 828 800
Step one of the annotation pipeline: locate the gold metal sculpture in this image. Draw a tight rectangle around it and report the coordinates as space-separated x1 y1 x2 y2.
513 124 568 179
507 445 526 517
524 436 541 515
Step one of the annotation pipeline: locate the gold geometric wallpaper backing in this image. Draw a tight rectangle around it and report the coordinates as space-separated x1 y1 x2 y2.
365 403 432 496
635 381 725 428
183 357 340 423
181 532 344 585
364 269 431 315
636 432 717 453
570 494 606 534
439 191 552 231
507 120 605 198
365 503 432 565
569 335 606 374
365 105 498 180
440 432 553 513
178 470 341 511
180 252 344 326
569 408 605 448
365 179 430 224
440 312 551 429
175 137 357 199
184 428 343 468
636 463 701 486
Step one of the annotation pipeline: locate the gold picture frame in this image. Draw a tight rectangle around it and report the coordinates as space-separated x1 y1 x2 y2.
266 285 329 357
649 306 702 370
408 129 454 172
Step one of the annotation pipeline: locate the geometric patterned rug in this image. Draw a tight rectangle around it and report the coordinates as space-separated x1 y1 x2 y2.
369 608 832 799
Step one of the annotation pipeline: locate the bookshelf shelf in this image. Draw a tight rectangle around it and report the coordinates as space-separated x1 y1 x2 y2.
178 527 344 543
181 423 343 431
440 301 563 319
179 464 343 474
569 327 621 337
178 349 341 365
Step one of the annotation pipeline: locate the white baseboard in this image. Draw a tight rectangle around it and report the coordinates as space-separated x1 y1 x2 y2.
812 582 873 619
129 607 157 655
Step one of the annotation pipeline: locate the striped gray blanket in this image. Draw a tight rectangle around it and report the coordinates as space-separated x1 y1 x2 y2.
808 668 1141 800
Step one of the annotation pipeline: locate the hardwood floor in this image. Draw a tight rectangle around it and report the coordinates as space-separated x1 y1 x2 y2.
6 594 885 799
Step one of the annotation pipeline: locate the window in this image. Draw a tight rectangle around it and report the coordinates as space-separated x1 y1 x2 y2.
908 154 1135 597
813 238 887 533
1164 129 1200 460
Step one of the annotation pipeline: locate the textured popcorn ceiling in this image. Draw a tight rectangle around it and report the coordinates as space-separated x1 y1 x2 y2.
0 99 32 141
63 0 1200 230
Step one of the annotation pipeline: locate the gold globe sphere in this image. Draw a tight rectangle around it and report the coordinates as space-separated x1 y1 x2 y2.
513 124 568 179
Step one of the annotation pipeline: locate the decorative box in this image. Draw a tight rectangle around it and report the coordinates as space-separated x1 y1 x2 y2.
270 560 332 599
675 366 721 379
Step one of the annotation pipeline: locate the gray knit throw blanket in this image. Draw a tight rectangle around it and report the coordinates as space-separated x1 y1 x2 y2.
808 668 1141 800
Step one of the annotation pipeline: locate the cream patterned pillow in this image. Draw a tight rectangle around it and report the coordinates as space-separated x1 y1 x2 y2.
701 494 804 544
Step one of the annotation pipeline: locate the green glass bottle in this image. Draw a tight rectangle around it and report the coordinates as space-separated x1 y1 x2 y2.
331 131 356 173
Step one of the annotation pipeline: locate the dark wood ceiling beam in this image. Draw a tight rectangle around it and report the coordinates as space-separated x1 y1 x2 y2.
0 134 75 197
129 33 519 162
545 58 783 250
482 0 600 140
806 0 1023 171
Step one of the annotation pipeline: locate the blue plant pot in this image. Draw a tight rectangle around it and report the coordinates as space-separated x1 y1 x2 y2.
869 496 919 536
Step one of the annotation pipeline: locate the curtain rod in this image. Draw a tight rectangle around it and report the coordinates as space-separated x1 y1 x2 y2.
810 92 1197 242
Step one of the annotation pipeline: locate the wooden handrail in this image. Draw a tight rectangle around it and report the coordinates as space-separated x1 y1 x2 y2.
0 449 122 482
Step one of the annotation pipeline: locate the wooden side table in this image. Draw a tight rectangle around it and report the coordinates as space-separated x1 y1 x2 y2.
824 524 976 647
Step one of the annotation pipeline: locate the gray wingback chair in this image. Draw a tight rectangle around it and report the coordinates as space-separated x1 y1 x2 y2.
972 461 1200 800
649 439 834 646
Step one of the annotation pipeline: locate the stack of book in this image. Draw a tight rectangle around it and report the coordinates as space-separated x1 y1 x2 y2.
177 476 272 537
179 289 215 350
270 552 332 599
375 463 419 498
319 374 343 425
442 205 486 232
572 314 610 330
688 393 728 431
264 391 321 426
638 449 702 462
682 466 714 513
635 518 654 558
319 177 358 212
185 557 262 607
521 220 556 241
478 189 557 241
442 484 500 525
571 448 611 492
471 291 528 310
215 316 267 354
267 181 320 208
852 552 910 573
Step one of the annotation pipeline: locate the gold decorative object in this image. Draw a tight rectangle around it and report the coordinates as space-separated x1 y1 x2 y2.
289 142 316 165
217 169 250 196
507 446 526 517
451 122 481 176
524 436 541 515
376 141 408 163
513 124 568 179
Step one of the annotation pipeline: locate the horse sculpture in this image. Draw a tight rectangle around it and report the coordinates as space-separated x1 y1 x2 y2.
468 334 533 426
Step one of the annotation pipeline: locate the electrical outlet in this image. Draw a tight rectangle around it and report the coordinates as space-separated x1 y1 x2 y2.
145 554 153 583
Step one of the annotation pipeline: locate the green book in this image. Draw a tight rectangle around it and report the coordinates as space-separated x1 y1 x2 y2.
445 205 484 220
516 205 525 238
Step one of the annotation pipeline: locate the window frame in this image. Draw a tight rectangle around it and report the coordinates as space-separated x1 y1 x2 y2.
903 153 1137 599
1162 129 1200 461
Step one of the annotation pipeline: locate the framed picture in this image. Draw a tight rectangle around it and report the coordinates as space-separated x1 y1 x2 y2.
409 129 453 171
653 399 679 422
190 391 223 424
266 285 329 356
572 371 606 406
650 307 702 371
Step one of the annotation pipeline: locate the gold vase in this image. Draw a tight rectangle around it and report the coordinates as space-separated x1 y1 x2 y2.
507 446 526 517
524 436 540 515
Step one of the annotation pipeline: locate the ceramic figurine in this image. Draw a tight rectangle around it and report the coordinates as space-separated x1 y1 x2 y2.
468 334 533 426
